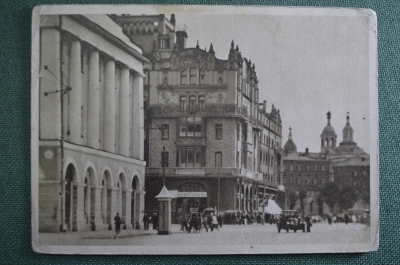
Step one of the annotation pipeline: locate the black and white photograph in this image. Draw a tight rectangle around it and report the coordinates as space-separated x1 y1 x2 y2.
31 5 378 254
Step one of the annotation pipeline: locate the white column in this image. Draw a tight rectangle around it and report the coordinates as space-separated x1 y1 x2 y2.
132 74 144 160
119 67 130 156
87 50 100 149
103 59 115 152
69 40 82 144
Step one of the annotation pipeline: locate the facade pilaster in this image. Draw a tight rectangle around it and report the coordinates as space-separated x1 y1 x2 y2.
93 186 104 230
69 40 82 144
124 189 133 228
132 74 144 160
103 59 116 152
119 67 130 156
87 50 100 149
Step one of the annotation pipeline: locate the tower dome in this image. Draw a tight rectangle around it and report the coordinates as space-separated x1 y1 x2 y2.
284 127 297 153
342 112 354 142
320 111 337 152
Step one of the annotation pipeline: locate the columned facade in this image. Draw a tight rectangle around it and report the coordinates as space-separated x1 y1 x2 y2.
38 15 148 232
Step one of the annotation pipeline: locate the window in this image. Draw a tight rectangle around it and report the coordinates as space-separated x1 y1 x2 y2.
179 117 202 137
190 68 197 85
189 96 196 110
217 71 223 84
313 179 317 184
297 178 301 184
313 166 317 171
306 179 309 184
178 148 204 168
162 72 168 85
289 177 293 184
290 165 293 171
306 166 310 172
215 152 222 167
180 96 186 111
198 96 205 110
321 179 324 184
180 69 187 85
215 124 223 140
353 171 358 176
199 70 205 85
297 166 301 171
159 39 170 49
321 166 325 171
161 151 169 167
161 124 169 140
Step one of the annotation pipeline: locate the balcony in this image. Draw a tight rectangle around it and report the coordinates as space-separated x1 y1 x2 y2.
145 167 263 181
176 137 206 147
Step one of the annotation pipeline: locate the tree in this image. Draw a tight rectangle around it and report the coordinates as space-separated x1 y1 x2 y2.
288 191 297 210
338 186 359 211
320 182 340 211
298 190 307 213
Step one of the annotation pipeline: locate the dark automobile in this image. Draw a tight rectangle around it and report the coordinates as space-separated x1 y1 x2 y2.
277 210 305 233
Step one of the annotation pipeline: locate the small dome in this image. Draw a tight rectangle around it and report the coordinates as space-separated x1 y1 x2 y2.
284 127 297 153
284 139 297 153
322 124 336 134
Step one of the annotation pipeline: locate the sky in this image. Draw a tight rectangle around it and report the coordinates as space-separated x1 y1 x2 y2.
171 11 372 153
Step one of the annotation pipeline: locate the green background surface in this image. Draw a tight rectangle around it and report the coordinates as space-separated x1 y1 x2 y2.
0 0 398 264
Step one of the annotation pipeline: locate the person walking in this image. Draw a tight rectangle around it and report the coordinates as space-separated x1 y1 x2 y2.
114 213 122 237
305 213 312 232
142 213 149 230
152 213 159 230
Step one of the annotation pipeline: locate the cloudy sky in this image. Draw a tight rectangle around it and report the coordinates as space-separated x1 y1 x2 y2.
173 10 373 153
110 5 374 153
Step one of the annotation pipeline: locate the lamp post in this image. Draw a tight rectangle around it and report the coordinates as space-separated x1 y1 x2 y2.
162 146 166 187
262 173 266 225
217 164 220 214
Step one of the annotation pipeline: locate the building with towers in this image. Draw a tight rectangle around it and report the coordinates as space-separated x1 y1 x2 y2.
111 14 284 221
282 112 369 215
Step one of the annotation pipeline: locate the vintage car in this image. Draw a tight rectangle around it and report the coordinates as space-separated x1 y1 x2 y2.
277 210 306 233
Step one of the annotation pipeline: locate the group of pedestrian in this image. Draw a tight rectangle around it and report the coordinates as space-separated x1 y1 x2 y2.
179 212 222 233
142 213 159 230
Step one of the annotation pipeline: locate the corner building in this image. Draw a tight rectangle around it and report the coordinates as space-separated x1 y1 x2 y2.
38 15 148 232
112 14 283 222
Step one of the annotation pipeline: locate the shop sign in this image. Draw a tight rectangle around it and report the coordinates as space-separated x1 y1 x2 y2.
190 207 199 213
177 192 207 197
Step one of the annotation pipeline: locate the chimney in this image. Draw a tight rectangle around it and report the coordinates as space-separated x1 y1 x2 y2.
263 100 266 113
170 14 176 25
176 31 188 51
305 148 309 155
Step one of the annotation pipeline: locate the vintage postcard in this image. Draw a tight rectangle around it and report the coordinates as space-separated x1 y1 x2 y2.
31 5 378 254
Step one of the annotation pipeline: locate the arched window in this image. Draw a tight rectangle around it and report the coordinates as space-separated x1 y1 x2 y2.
180 69 187 85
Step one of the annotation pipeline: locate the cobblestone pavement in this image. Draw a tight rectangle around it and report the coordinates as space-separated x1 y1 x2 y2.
37 222 370 247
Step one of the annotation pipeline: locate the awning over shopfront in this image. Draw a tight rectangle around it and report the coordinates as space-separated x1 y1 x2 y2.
258 200 282 215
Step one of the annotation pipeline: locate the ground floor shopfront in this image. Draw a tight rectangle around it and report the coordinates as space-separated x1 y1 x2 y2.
144 168 278 224
38 141 146 232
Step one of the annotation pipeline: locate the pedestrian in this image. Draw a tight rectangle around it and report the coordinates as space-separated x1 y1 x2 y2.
114 213 122 237
305 213 312 232
142 213 149 230
217 213 222 228
344 214 349 225
153 213 158 230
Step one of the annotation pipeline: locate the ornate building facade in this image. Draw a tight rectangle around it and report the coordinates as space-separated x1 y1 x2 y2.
112 14 283 221
38 15 147 232
282 112 370 214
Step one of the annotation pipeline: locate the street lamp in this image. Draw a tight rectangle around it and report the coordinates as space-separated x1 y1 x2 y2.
162 146 166 187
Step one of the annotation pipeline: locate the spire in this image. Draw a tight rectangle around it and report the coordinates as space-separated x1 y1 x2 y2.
209 43 215 53
196 40 199 49
231 40 234 49
346 112 350 125
236 45 239 51
289 127 293 140
327 111 331 125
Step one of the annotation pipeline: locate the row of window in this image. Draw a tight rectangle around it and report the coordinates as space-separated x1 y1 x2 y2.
288 178 325 185
179 69 224 86
295 190 320 197
160 149 223 168
160 120 223 140
287 165 326 172
179 95 205 111
260 151 274 167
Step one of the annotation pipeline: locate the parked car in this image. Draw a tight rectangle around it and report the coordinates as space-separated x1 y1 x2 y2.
277 210 305 233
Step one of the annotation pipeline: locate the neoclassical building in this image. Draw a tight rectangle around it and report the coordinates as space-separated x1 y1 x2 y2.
282 112 370 214
112 14 283 221
38 15 148 232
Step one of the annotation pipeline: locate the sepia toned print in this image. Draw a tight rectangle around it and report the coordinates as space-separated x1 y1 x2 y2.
31 5 378 254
